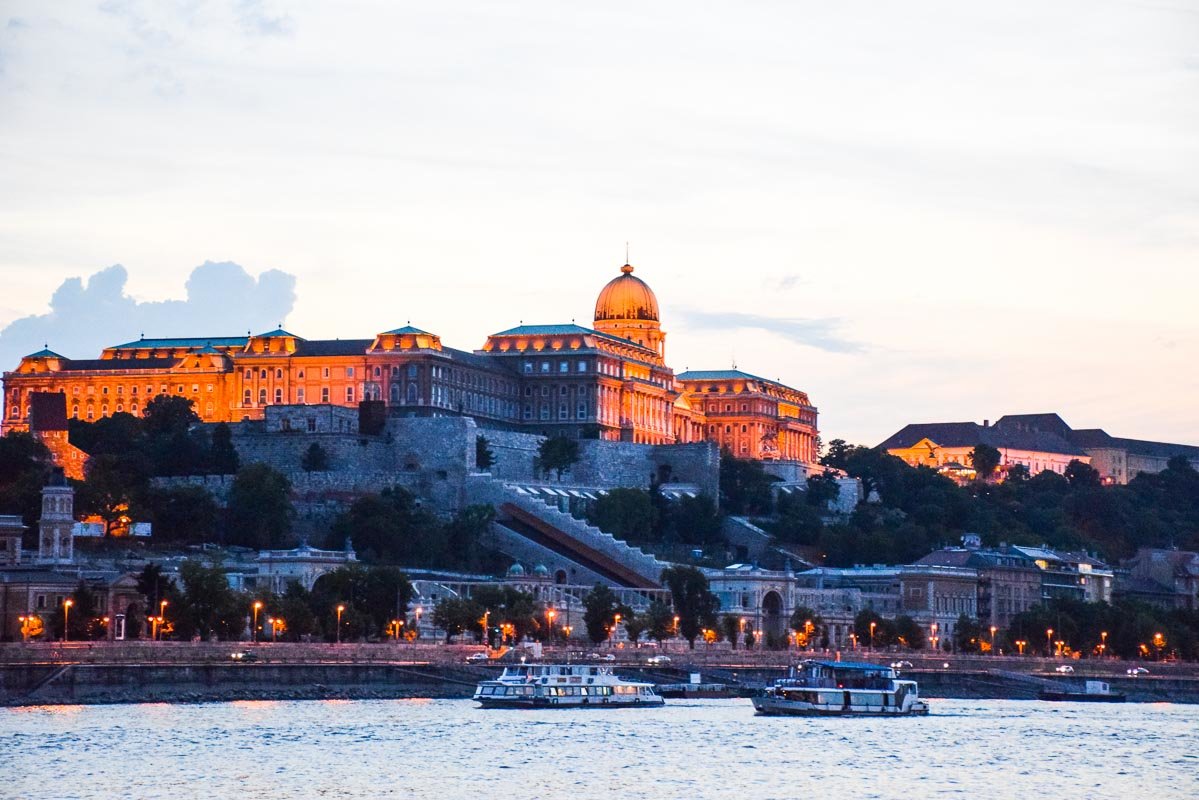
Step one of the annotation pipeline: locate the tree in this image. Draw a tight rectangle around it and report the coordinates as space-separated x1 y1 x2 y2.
274 582 318 641
645 599 675 644
330 487 443 565
720 615 741 649
622 612 647 645
472 585 541 644
209 422 240 474
443 504 497 572
173 560 245 640
475 435 495 470
660 565 719 649
309 564 414 641
142 485 219 544
582 584 624 645
719 455 778 515
537 436 579 481
225 463 293 549
587 488 656 542
0 431 52 524
301 442 331 472
970 444 1002 482
789 606 823 648
1065 459 1101 488
1006 463 1030 483
663 493 724 545
804 472 841 509
433 597 484 643
894 615 926 650
142 395 207 477
76 451 152 535
953 614 983 653
51 580 100 641
820 439 855 471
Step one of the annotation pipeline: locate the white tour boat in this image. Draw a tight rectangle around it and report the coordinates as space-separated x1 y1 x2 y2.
753 660 929 716
473 663 665 709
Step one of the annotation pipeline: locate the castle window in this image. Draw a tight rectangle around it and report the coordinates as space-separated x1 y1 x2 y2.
10 405 18 418
260 369 267 379
559 361 568 373
71 405 79 418
322 387 331 403
346 387 355 402
390 384 400 403
523 404 532 420
407 364 417 379
86 408 94 420
298 370 305 379
374 366 381 377
258 389 267 405
741 425 747 433
116 404 123 413
130 386 137 395
275 369 283 379
193 384 200 393
131 402 138 414
559 403 568 420
102 386 108 395
243 389 252 405
297 388 306 403
541 386 549 397
116 386 123 395
245 369 252 379
72 386 79 395
307 418 316 432
205 403 213 415
323 367 330 378
577 361 587 372
540 404 549 420
177 385 185 393
101 405 109 417
577 403 587 419
346 367 354 378
560 386 569 396
540 362 550 373
274 388 283 404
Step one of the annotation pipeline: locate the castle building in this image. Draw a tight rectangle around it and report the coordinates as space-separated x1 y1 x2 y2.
3 264 819 462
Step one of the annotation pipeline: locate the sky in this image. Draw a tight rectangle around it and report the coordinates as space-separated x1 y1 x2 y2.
0 1 1196 446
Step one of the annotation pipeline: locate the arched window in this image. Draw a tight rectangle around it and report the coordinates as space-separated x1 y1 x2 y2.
243 389 251 405
260 369 268 379
406 384 417 403
390 384 400 403
274 388 283 404
276 369 283 379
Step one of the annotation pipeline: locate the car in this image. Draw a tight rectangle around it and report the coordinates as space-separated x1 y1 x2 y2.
1127 667 1150 676
890 660 913 670
599 653 616 662
465 652 490 663
1054 665 1074 674
230 650 258 662
646 655 672 666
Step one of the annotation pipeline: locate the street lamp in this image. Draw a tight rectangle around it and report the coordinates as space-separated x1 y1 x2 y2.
62 599 74 642
870 621 877 652
415 606 423 642
1099 631 1108 657
252 601 263 644
612 613 621 648
673 615 680 638
1046 628 1054 656
336 604 346 644
17 615 28 643
990 626 997 655
546 607 556 644
1015 640 1027 655
159 600 168 641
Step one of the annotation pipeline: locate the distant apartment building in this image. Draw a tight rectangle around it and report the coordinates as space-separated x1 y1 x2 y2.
879 412 1199 485
1115 548 1199 610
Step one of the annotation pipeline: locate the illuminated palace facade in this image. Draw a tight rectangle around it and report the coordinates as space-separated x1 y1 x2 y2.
3 265 818 462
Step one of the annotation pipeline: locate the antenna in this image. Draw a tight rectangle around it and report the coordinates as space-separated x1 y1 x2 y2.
625 241 629 263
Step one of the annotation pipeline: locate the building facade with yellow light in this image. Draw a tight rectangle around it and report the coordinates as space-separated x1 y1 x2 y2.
3 264 819 464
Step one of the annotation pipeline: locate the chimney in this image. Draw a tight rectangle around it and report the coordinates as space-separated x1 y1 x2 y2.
983 419 990 428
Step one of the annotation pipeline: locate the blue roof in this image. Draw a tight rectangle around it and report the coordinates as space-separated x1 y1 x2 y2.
25 348 65 359
254 328 302 339
490 324 597 337
382 325 432 336
812 660 892 672
110 336 249 349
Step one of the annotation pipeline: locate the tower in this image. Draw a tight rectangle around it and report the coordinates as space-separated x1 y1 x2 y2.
37 468 75 565
593 263 666 359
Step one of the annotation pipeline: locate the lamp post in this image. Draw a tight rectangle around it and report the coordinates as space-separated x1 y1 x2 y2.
612 613 621 648
482 609 490 649
252 601 263 644
158 600 168 641
62 599 74 642
415 606 423 642
990 626 997 655
1100 631 1108 658
1046 628 1054 657
17 615 28 643
546 607 556 645
869 621 877 652
336 604 346 644
1015 640 1027 656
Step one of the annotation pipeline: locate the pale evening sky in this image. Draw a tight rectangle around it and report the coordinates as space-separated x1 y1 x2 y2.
0 1 1196 446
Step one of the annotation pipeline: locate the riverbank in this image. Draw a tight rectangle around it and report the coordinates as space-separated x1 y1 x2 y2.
4 641 1198 706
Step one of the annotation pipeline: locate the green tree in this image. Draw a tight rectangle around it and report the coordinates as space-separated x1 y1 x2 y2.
720 614 741 649
537 436 579 481
1065 459 1102 488
173 560 245 640
645 599 675 644
789 606 823 648
622 612 647 645
226 463 293 549
953 614 983 653
51 580 100 641
76 451 152 535
433 597 485 643
660 565 719 649
274 581 318 641
301 442 331 472
582 584 625 645
970 444 1002 482
663 493 724 545
443 504 497 572
310 564 414 642
209 422 240 474
472 585 542 644
719 455 777 515
587 488 656 542
142 485 219 544
894 615 926 650
475 435 495 470
142 395 208 477
330 487 443 565
0 431 52 524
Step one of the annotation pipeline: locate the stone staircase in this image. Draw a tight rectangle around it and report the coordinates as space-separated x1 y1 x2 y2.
466 476 672 588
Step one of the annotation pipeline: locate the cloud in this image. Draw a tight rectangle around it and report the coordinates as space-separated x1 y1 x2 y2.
0 261 296 368
675 309 865 354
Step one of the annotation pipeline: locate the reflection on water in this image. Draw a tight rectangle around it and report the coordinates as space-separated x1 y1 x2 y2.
2 699 1197 800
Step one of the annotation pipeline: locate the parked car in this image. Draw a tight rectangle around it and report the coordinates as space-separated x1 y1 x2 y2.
890 660 913 670
1054 665 1074 674
465 652 490 663
1126 667 1150 676
646 655 672 666
230 650 258 662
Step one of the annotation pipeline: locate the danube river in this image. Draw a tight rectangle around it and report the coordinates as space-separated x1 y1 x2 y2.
2 698 1196 799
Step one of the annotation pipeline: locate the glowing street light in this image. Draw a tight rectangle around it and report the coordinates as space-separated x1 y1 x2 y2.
1099 631 1108 657
546 607 557 644
1046 628 1054 656
336 604 346 644
989 626 997 655
613 613 622 648
252 601 264 644
1015 640 1027 655
870 621 877 652
62 599 74 642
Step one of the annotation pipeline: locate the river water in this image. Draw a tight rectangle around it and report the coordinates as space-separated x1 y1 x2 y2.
2 698 1196 800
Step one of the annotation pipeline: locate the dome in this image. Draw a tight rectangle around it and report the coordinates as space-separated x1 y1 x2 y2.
532 564 549 577
594 264 659 323
506 563 526 577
